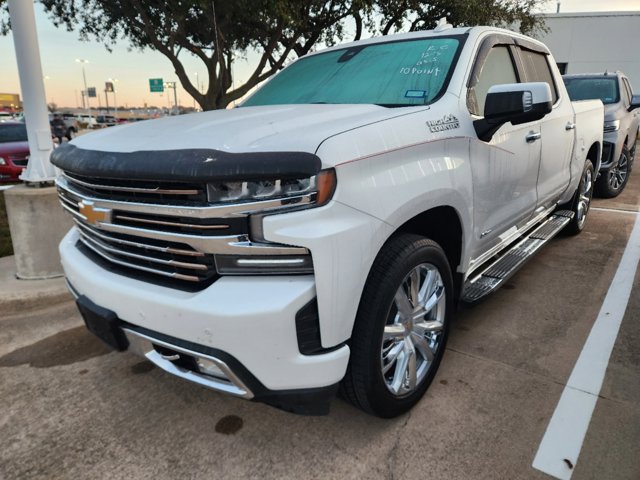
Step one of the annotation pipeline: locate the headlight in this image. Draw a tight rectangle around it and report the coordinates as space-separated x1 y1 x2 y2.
604 120 620 133
0 157 6 166
209 169 337 276
206 169 336 207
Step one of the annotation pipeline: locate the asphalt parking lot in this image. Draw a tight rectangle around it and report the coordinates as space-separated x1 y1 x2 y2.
1 159 639 480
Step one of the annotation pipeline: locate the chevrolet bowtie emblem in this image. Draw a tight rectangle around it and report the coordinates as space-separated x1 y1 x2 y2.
78 200 111 226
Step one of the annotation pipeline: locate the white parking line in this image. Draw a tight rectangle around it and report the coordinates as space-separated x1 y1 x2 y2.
0 185 14 191
591 206 639 215
532 213 640 479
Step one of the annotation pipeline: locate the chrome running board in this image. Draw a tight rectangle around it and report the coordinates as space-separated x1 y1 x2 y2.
461 210 574 304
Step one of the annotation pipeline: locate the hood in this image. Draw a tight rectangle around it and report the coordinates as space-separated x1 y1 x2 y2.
53 104 425 182
71 104 425 154
0 141 29 155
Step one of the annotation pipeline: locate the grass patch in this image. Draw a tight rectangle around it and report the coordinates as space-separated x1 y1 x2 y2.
0 190 14 258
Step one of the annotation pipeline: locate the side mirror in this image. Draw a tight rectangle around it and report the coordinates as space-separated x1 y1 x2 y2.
474 82 553 142
629 94 640 112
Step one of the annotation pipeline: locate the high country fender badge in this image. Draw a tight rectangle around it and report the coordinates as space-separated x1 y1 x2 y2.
427 114 460 133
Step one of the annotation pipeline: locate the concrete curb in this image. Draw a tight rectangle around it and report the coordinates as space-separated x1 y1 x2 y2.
0 256 72 317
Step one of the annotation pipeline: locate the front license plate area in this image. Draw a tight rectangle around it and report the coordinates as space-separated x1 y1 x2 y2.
76 295 129 351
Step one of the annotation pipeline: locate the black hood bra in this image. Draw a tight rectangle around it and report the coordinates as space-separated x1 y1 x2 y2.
50 143 322 182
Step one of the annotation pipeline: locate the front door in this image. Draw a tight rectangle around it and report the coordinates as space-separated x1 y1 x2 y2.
466 41 542 260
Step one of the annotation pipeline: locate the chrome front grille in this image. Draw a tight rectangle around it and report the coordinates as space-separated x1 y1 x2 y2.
63 172 208 205
56 173 311 289
75 221 217 283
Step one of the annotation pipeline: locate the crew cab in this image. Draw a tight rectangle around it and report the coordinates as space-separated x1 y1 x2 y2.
564 71 640 197
52 26 603 418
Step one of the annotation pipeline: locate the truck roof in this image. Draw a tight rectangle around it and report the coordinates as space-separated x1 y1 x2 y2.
304 25 549 58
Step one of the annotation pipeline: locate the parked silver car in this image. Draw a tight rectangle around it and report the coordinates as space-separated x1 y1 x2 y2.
564 71 640 197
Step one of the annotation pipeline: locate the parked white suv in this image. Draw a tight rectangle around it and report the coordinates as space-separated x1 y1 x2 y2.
52 26 603 417
76 114 98 129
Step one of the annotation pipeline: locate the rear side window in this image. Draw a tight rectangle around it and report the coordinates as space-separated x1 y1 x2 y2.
468 46 518 116
519 49 558 104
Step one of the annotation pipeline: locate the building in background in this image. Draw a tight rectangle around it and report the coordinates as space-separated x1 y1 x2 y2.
0 93 21 112
535 11 640 89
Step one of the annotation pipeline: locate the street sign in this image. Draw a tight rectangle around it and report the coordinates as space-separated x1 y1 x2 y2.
87 87 97 98
149 78 164 93
105 81 114 92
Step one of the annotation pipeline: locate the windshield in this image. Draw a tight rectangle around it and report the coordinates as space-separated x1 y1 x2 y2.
243 37 462 107
0 124 28 143
563 77 620 104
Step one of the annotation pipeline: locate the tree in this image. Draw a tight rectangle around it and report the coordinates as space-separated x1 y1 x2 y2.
1 1 546 110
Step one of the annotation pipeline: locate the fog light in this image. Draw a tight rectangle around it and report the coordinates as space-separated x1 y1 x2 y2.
196 357 226 379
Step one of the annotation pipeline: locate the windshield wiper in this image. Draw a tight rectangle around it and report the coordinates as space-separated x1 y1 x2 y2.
375 103 424 108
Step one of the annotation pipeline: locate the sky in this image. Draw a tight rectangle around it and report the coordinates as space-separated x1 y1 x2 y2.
1 0 639 110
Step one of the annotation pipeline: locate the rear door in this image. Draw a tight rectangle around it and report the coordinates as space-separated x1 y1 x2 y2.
518 47 575 209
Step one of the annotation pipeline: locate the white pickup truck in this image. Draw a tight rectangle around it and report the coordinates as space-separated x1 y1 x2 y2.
52 25 603 417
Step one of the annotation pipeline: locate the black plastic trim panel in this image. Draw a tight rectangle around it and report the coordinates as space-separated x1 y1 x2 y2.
51 143 322 182
600 142 615 168
295 298 345 356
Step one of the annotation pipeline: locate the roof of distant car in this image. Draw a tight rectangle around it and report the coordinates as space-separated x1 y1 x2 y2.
563 71 626 79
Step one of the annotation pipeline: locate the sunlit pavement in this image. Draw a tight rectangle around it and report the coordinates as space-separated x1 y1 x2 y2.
1 147 639 480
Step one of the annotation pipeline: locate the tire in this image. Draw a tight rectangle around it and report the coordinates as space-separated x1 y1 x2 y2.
563 159 594 236
340 234 453 418
596 144 630 198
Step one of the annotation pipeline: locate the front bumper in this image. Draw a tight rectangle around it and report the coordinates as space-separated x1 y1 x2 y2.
60 228 350 406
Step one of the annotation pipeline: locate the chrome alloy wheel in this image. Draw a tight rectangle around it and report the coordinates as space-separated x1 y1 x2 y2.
609 152 629 191
380 263 445 397
576 166 593 229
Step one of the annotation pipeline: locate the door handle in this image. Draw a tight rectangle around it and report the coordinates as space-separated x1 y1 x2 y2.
526 132 541 143
566 122 576 130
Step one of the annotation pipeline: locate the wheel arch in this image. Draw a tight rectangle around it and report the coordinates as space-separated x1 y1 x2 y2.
396 206 463 281
364 205 465 309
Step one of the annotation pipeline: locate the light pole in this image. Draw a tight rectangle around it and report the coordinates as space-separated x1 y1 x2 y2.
164 81 178 115
7 0 56 183
193 72 200 110
75 58 91 118
43 75 50 107
109 78 119 114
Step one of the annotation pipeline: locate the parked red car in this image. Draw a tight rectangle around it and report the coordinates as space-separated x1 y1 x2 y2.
0 122 29 182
